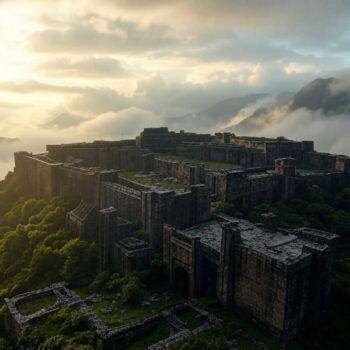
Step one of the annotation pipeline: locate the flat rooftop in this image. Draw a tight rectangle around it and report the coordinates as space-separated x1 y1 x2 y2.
31 154 62 165
297 169 342 176
119 171 188 191
155 153 242 170
247 172 273 180
182 213 332 265
119 236 149 250
184 220 223 252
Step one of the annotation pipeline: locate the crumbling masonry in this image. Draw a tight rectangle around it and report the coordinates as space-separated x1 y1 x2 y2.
11 127 345 344
5 283 220 350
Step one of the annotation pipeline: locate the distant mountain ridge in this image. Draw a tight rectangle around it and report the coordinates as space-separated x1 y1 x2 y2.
290 77 350 114
224 77 350 134
168 93 271 131
193 93 269 125
0 137 19 143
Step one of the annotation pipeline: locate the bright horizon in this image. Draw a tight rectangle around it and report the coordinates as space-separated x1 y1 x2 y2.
1 0 350 178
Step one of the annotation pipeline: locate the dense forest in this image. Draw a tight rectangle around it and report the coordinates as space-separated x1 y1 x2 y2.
0 172 349 349
0 172 164 349
0 172 98 349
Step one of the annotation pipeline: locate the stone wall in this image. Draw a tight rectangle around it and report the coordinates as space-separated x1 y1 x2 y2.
336 155 350 172
295 172 349 195
6 282 220 350
15 152 119 206
141 190 175 251
302 151 337 170
209 169 284 206
264 141 305 164
163 225 202 297
99 180 210 252
98 207 133 271
294 228 338 328
303 152 350 172
228 136 272 151
154 158 205 185
210 165 350 206
59 166 118 207
176 143 201 159
14 152 61 199
162 185 211 229
229 136 313 165
112 237 152 275
137 127 212 153
47 140 135 160
275 158 296 177
216 220 339 345
141 185 211 251
67 201 98 241
47 142 150 171
16 150 349 226
99 207 119 270
233 246 290 335
4 282 81 339
108 147 152 171
100 182 143 226
176 143 266 168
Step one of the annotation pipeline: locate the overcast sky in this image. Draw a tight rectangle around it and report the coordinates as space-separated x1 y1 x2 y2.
0 0 350 177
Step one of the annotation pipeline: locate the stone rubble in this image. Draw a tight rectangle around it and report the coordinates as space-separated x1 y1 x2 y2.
5 285 221 350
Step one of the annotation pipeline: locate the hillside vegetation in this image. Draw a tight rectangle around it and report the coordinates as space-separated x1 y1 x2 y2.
0 173 98 349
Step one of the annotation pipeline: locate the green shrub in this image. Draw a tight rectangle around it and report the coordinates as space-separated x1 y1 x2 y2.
122 276 144 305
89 271 112 292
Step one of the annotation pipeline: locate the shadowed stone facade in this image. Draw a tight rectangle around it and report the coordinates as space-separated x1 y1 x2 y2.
67 200 98 241
11 127 345 344
163 213 338 344
113 237 153 275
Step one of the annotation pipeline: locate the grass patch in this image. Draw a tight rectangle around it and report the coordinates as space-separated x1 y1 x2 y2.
72 286 90 299
119 171 187 190
236 338 259 350
132 229 149 242
125 321 171 350
91 299 149 328
156 153 242 170
195 297 301 350
176 309 200 330
89 286 186 328
18 293 56 316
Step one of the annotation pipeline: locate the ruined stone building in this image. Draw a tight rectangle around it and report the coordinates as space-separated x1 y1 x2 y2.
163 213 338 344
5 282 221 350
12 127 345 343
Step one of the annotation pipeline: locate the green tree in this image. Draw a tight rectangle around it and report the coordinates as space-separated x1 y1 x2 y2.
20 199 46 224
28 245 64 283
106 273 127 292
0 337 13 350
38 335 67 350
304 184 328 203
122 276 144 305
60 239 97 284
89 270 112 292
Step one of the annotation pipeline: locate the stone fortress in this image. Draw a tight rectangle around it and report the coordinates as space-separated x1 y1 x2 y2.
10 127 347 346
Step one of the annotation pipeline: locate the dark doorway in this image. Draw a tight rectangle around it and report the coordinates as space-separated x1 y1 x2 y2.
175 267 189 296
202 258 217 297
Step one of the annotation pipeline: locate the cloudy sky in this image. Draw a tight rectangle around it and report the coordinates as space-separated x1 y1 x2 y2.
0 0 350 177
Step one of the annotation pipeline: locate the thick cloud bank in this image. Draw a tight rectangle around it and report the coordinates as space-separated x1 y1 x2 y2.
0 107 162 179
227 104 350 156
